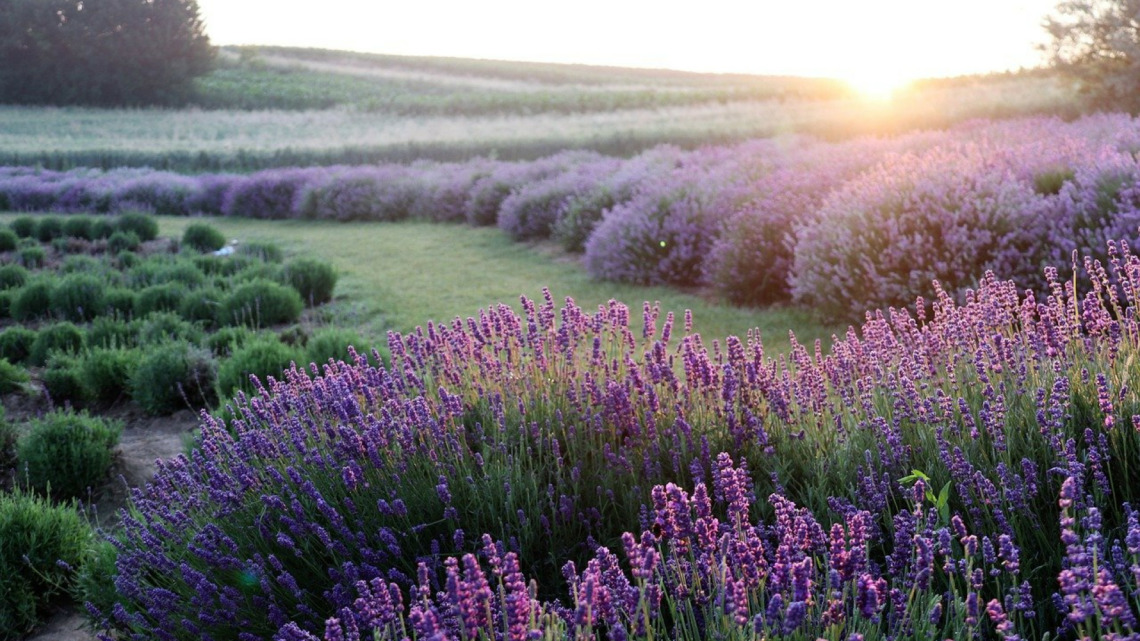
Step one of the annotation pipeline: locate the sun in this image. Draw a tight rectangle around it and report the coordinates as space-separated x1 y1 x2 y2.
845 71 912 102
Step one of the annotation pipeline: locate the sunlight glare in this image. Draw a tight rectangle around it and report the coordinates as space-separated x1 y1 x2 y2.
845 71 910 102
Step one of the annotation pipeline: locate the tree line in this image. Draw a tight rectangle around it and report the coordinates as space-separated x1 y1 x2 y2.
0 0 214 106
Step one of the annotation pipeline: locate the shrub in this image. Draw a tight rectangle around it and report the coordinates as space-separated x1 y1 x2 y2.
216 335 301 398
0 358 29 394
130 341 217 415
53 175 113 214
584 185 720 286
50 273 105 322
465 163 529 226
222 168 318 219
0 228 17 252
9 216 37 238
193 254 254 277
1031 155 1140 280
42 354 90 407
306 328 382 369
87 317 138 349
552 188 619 253
29 322 85 366
0 264 28 290
0 489 91 640
217 279 303 328
135 283 187 317
115 250 140 268
296 167 414 221
126 256 205 289
0 328 36 363
282 257 337 306
231 262 282 284
50 237 74 254
177 287 223 327
75 540 119 629
91 218 116 239
17 410 121 500
106 230 141 254
34 216 64 243
115 212 158 242
124 258 166 289
11 279 54 322
136 311 204 346
181 222 227 253
101 287 137 318
497 162 614 241
60 254 104 275
789 145 1048 320
148 259 206 289
79 347 141 403
705 205 800 306
277 324 308 348
0 292 9 319
205 326 254 357
62 216 95 240
407 160 492 223
188 173 239 216
114 174 201 216
237 241 283 263
18 245 45 269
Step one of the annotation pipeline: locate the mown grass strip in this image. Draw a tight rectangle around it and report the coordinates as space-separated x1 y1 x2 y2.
150 216 841 354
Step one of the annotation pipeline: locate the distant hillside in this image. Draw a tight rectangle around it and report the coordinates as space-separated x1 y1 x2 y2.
189 45 854 114
0 45 1079 172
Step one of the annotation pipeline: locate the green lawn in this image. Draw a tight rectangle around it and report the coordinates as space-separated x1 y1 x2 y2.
152 217 842 356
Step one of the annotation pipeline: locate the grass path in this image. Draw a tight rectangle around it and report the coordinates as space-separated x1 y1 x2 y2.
155 217 842 356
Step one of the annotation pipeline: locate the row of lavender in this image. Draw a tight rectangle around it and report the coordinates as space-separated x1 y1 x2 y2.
93 237 1140 640
6 113 1140 319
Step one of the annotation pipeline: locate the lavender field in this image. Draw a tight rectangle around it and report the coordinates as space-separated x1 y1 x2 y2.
6 113 1140 322
1 107 1138 640
11 0 1140 636
89 248 1140 640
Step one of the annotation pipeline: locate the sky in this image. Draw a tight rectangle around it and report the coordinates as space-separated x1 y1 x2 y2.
195 0 1060 85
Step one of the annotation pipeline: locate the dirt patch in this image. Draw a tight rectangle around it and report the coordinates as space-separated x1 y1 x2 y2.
23 611 94 641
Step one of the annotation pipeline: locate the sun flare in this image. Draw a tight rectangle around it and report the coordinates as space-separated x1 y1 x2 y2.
845 71 911 102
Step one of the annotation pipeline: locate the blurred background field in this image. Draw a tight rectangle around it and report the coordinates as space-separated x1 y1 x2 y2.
0 46 1077 172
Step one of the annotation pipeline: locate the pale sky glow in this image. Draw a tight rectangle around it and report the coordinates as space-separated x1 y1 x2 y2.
196 1 1059 82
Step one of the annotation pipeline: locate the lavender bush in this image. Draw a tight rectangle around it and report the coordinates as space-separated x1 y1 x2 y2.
497 154 617 241
222 168 327 219
94 236 1140 640
406 160 494 223
580 139 767 287
7 115 1140 313
551 146 684 253
703 137 912 306
297 167 419 222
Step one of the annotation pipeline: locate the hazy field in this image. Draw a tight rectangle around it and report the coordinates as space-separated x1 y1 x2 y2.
0 46 1076 171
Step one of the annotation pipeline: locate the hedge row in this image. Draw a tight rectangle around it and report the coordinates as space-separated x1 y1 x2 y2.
6 114 1140 318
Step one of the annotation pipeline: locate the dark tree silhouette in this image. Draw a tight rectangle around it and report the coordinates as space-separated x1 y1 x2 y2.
1043 0 1140 111
0 0 215 106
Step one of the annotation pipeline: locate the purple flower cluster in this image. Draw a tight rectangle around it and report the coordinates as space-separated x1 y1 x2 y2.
284 455 1128 641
